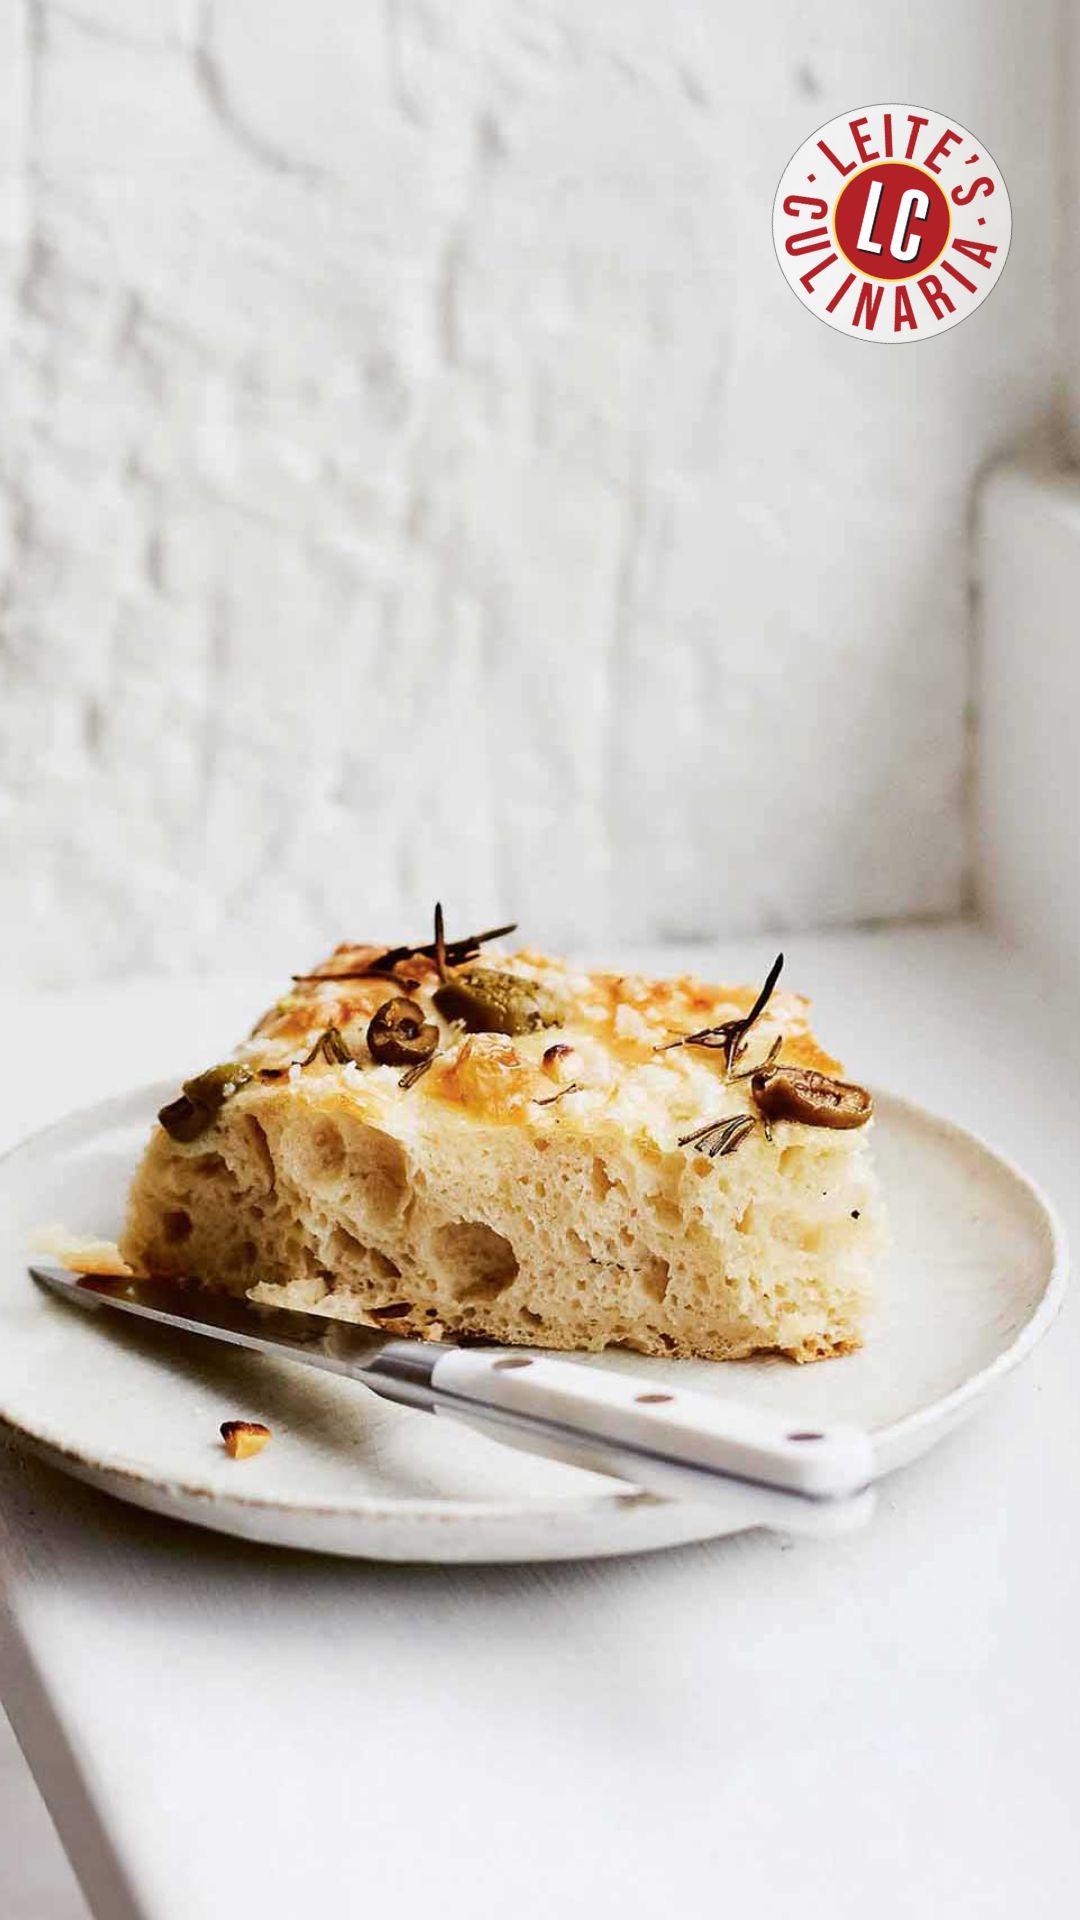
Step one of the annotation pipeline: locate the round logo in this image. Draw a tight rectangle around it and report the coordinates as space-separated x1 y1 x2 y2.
773 105 1011 342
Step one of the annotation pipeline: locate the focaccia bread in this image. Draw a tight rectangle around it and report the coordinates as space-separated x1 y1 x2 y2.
120 914 883 1364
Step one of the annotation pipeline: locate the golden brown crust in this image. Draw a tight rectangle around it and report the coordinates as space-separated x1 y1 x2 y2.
246 944 842 1081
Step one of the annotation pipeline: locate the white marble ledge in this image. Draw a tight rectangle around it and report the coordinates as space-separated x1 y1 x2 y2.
0 1707 87 1920
0 921 1077 1920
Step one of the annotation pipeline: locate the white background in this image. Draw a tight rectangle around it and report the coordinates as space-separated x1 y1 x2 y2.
0 0 1061 987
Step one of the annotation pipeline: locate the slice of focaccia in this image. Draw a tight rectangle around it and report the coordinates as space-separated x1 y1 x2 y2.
120 914 882 1364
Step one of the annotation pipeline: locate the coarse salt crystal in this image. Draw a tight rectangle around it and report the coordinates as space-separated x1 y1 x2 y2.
614 1003 651 1042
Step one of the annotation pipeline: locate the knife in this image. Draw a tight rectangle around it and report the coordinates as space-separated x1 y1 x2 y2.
30 1266 876 1533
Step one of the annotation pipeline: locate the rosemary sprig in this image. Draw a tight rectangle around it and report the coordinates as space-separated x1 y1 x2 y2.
729 1034 782 1081
433 899 449 981
662 952 784 1076
678 1113 758 1159
533 1081 581 1107
293 911 518 985
259 1022 434 1088
257 1026 355 1080
302 1026 354 1066
398 1054 435 1090
357 968 422 991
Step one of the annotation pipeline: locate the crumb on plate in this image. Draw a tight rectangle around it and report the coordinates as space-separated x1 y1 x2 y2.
30 1226 137 1278
220 1420 271 1460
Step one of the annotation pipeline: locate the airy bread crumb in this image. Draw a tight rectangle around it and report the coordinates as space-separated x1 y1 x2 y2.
121 945 884 1364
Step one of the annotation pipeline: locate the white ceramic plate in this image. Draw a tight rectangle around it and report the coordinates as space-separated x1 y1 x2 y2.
0 1083 1066 1563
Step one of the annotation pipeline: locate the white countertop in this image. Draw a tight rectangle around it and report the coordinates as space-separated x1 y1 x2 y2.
1 925 1077 1920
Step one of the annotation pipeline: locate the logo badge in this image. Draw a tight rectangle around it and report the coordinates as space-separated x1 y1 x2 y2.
773 105 1011 342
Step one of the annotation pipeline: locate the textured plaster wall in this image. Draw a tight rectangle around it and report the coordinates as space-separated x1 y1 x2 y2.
0 1 1059 986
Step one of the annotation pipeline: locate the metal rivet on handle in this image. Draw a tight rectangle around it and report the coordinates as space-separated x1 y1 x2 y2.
635 1392 674 1405
787 1430 824 1442
492 1356 533 1371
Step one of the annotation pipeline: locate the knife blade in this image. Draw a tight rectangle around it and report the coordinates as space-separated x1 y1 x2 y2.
30 1265 876 1531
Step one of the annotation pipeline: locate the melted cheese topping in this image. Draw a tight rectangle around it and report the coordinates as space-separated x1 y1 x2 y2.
239 944 845 1144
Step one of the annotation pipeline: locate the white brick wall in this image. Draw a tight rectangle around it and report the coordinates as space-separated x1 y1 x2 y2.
0 0 1059 986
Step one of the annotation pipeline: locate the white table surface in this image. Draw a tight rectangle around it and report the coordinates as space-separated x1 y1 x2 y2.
0 925 1077 1920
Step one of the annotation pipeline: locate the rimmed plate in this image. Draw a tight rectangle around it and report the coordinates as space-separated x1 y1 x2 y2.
0 1083 1066 1563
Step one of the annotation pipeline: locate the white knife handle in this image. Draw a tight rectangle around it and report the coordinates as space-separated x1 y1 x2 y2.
424 1346 874 1520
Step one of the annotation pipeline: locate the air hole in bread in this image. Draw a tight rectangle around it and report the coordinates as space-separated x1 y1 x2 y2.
639 1255 671 1305
242 1114 276 1196
294 1244 323 1280
324 1224 368 1266
344 1123 409 1224
313 1121 346 1178
431 1220 520 1301
282 1116 346 1188
192 1153 227 1178
162 1208 192 1243
650 1192 680 1229
286 1118 409 1225
323 1226 403 1285
771 1213 803 1248
590 1158 616 1201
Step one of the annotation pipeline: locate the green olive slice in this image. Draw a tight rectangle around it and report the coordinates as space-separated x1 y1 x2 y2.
750 1066 872 1129
433 968 561 1036
367 996 439 1067
157 1094 207 1143
158 1063 254 1143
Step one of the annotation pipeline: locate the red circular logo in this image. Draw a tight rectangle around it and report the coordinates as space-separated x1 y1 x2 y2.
833 161 951 281
773 105 1011 342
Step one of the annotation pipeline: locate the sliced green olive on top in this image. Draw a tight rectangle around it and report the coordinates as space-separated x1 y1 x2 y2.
158 1063 254 1142
367 996 439 1067
750 1065 872 1129
433 968 561 1036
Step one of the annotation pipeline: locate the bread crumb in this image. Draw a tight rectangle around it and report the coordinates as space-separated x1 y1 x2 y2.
30 1226 136 1278
220 1420 271 1460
